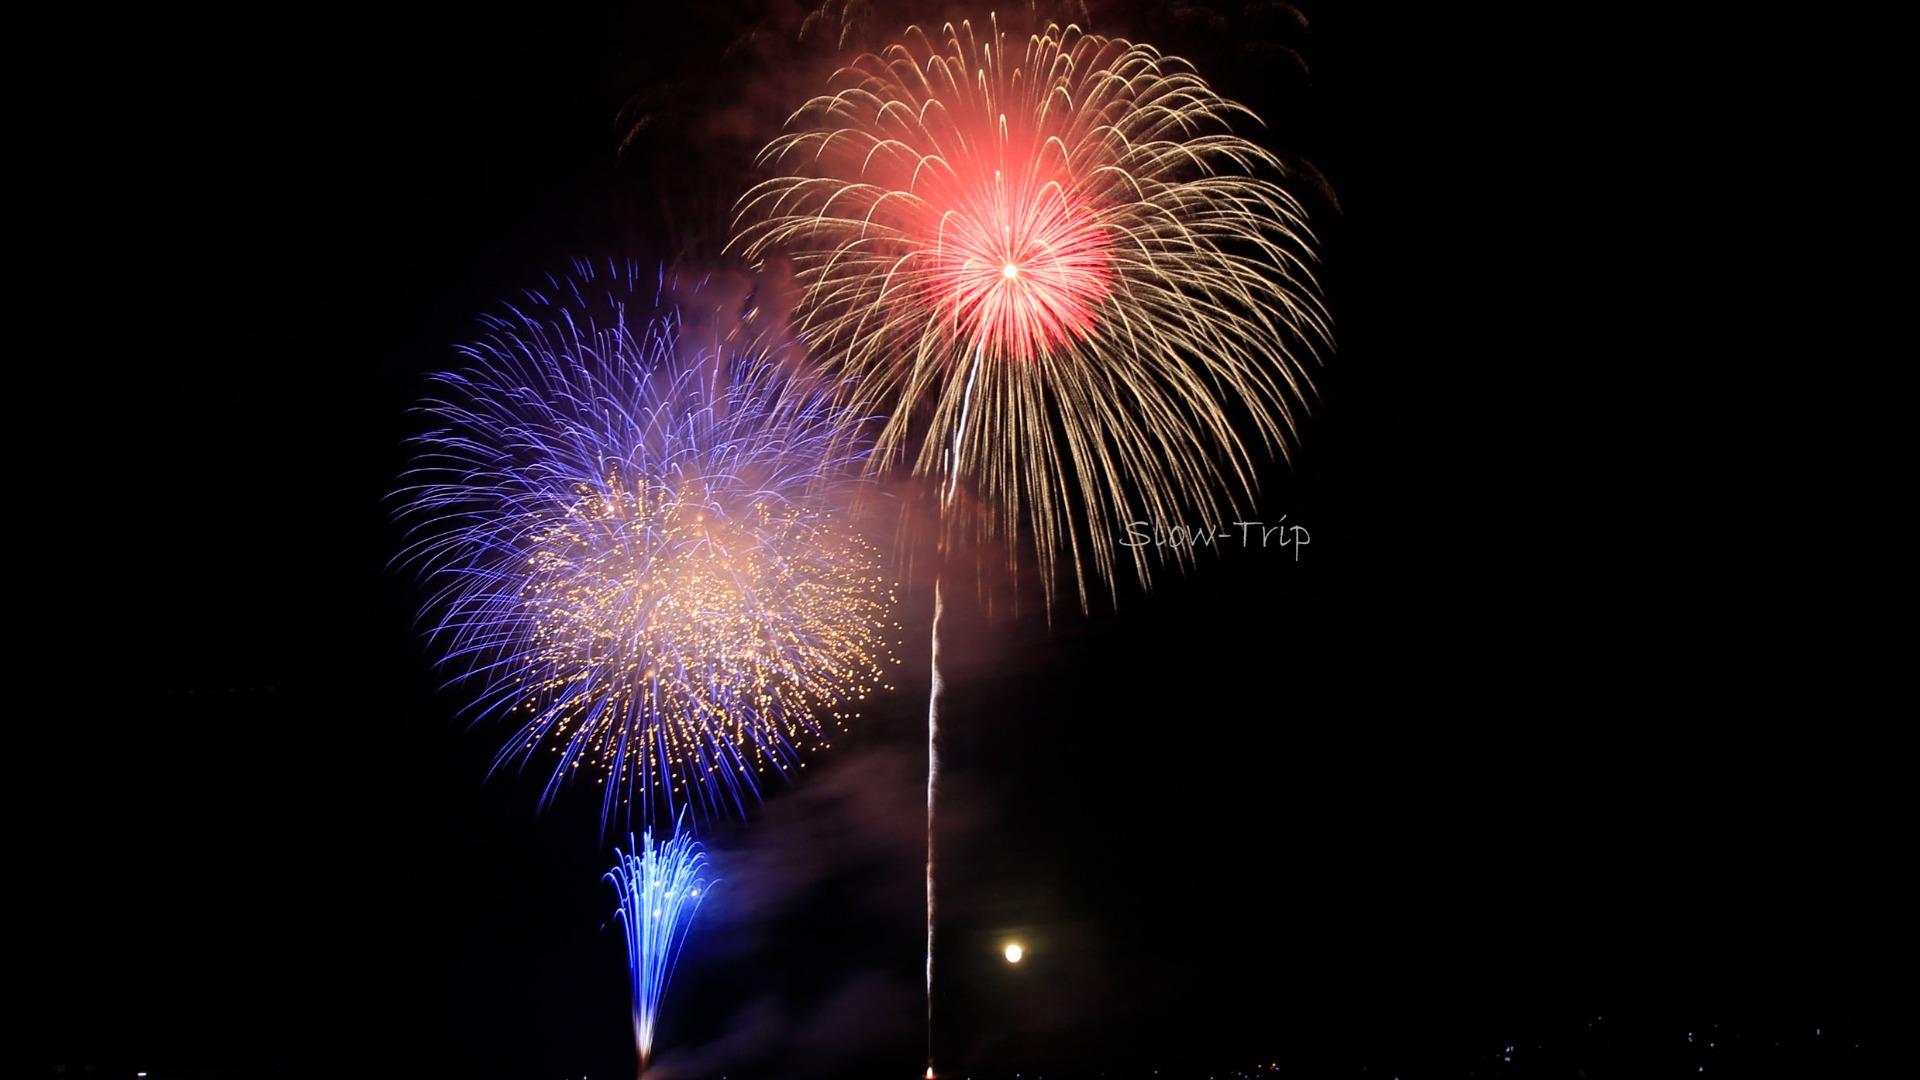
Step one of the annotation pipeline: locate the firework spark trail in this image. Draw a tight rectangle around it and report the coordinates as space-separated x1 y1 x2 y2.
396 262 900 829
923 336 984 1073
925 338 980 1072
925 576 942 1072
607 812 711 1078
735 19 1331 1074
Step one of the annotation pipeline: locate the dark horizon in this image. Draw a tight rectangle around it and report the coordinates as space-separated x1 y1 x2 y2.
27 2 1891 1078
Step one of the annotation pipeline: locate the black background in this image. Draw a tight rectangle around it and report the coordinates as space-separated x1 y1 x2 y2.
28 2 1892 1077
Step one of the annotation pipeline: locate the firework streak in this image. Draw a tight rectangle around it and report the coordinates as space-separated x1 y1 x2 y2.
607 814 710 1076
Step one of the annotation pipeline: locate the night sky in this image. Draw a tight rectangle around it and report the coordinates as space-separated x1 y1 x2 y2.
29 3 1892 1078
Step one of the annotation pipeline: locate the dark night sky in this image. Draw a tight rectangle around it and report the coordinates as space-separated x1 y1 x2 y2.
27 3 1893 1078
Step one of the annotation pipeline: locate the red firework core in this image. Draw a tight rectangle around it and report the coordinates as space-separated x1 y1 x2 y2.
920 166 1112 363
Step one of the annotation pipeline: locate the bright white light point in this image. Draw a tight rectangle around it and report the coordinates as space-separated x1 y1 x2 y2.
1004 943 1024 963
1002 262 1020 280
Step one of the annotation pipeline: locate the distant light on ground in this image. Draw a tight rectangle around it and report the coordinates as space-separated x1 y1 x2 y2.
1004 943 1025 963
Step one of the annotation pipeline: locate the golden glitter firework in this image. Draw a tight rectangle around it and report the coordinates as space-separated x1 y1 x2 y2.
733 18 1332 607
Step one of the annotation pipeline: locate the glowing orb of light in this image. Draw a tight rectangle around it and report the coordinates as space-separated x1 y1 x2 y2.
1004 943 1025 963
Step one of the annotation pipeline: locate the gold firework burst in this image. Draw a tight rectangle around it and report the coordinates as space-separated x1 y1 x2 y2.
733 17 1332 607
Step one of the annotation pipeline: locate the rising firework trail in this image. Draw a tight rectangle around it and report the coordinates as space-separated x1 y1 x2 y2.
734 18 1332 1072
396 262 900 829
607 812 711 1078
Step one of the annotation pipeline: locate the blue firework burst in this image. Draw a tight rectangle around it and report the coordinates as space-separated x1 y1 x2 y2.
397 262 898 825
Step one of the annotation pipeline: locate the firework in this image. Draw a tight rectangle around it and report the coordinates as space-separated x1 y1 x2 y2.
733 17 1331 607
607 813 711 1077
397 263 899 826
734 21 1331 1074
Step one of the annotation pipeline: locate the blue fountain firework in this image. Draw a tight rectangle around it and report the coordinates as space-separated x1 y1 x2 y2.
607 812 711 1075
396 261 898 827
